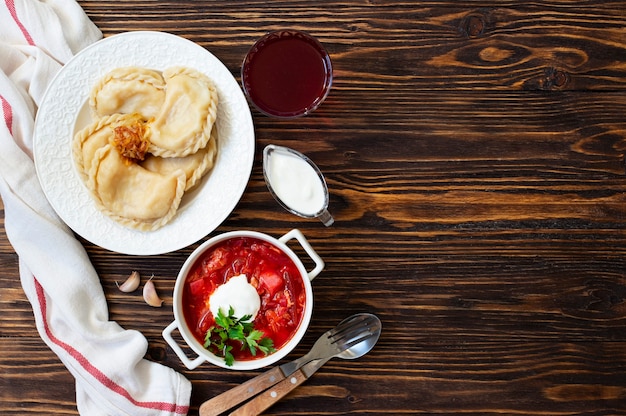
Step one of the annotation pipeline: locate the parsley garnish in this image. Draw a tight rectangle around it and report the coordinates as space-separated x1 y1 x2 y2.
203 306 276 366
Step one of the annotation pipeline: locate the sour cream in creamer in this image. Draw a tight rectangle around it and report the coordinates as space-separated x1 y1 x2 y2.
264 146 326 217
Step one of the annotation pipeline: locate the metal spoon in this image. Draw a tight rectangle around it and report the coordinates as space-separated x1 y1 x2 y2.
200 313 382 416
229 314 382 415
279 313 381 375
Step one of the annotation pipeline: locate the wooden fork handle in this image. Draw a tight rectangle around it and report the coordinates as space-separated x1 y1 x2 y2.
228 368 308 416
199 366 285 416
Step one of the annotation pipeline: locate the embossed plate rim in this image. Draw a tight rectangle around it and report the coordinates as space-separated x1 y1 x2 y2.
33 31 255 255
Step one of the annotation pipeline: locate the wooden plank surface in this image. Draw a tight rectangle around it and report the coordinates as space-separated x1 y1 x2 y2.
1 1 626 415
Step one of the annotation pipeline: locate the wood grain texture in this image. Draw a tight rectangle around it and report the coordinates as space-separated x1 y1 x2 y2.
1 1 626 415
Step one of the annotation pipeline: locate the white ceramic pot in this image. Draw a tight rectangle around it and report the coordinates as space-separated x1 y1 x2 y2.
163 229 324 370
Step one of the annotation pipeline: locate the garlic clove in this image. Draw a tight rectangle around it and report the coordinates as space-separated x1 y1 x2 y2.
116 271 141 292
143 276 164 307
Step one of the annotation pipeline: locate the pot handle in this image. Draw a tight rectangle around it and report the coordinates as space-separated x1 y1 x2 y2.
279 229 324 281
162 320 205 370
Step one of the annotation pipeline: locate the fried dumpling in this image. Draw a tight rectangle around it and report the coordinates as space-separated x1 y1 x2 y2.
89 67 165 119
141 125 218 191
148 66 218 157
87 144 186 231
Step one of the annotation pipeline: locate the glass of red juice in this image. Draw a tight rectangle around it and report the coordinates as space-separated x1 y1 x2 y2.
241 30 333 118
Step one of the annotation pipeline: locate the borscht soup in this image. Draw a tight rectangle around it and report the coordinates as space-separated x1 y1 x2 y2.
182 236 306 362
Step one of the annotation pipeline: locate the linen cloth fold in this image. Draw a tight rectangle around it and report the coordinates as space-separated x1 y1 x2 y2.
0 1 192 414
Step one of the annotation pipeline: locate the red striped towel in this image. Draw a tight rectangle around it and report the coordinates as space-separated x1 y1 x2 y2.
0 1 192 414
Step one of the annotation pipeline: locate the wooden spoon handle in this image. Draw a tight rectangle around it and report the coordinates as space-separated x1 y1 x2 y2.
228 369 308 416
199 366 285 416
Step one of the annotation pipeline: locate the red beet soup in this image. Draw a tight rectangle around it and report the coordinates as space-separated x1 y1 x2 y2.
182 236 306 361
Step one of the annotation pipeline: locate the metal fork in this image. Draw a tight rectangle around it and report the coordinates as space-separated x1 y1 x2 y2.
279 313 379 374
199 313 380 416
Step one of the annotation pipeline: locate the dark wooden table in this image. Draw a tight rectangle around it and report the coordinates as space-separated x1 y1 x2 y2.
2 1 626 415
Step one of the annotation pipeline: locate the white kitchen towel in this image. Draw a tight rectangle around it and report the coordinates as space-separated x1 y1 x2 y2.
0 1 192 414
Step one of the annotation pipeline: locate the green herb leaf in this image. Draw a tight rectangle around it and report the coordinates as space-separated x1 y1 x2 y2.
257 337 276 355
223 345 234 367
203 307 276 366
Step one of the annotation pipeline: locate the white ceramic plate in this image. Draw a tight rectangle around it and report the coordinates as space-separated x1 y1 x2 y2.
33 31 255 255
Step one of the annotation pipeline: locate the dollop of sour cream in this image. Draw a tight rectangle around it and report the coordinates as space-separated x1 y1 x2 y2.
266 150 325 216
209 274 261 320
